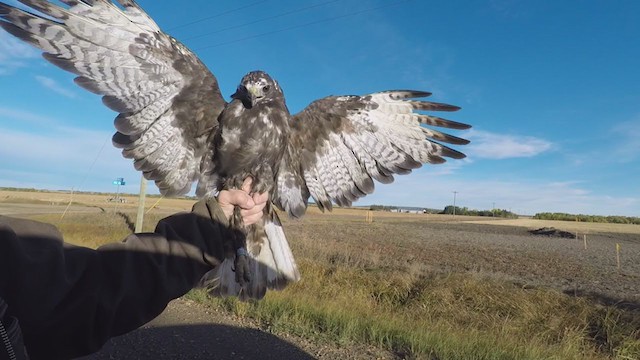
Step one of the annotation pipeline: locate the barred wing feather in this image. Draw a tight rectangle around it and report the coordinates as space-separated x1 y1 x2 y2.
275 91 470 217
0 0 226 195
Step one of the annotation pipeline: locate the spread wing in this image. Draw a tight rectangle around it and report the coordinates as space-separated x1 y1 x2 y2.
274 91 470 217
0 0 226 195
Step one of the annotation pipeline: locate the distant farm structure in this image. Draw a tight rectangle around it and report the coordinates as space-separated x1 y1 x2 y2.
390 208 428 214
368 204 520 219
368 204 435 214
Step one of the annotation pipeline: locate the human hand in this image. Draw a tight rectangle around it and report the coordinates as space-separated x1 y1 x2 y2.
217 178 269 226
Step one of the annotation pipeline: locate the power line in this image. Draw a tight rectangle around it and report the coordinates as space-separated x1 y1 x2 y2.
61 135 110 219
194 0 412 51
182 0 342 42
166 1 269 31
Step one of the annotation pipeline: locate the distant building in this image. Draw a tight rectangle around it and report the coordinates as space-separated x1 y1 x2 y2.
391 208 427 214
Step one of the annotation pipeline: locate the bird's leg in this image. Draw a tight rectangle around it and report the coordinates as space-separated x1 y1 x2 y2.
226 173 262 286
230 201 251 286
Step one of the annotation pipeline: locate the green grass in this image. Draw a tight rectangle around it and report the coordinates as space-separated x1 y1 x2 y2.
26 210 640 359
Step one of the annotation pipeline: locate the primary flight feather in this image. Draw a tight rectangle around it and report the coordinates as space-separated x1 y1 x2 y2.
0 0 471 299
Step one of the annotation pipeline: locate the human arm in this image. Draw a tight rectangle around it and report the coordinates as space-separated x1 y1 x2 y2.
0 193 265 360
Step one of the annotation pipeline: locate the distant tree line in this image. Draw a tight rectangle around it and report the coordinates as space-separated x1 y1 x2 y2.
369 204 399 211
0 187 41 192
440 206 518 218
0 187 197 200
533 212 640 225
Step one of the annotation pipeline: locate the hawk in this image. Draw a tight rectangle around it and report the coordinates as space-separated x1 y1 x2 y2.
0 0 471 299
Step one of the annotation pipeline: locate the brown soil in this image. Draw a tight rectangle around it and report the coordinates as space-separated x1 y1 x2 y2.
284 211 640 308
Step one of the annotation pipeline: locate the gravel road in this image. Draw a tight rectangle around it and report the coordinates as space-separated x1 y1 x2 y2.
79 298 395 360
78 298 314 359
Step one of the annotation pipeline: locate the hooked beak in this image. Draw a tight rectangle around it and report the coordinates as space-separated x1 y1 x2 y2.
234 84 262 109
245 84 262 108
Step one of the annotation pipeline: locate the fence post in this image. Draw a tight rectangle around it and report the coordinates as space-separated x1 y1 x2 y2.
616 243 621 270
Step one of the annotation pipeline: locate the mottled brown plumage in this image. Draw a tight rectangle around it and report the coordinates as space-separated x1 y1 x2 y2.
0 0 471 299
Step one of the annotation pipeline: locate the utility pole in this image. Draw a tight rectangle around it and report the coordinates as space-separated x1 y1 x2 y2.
135 176 147 233
452 191 458 217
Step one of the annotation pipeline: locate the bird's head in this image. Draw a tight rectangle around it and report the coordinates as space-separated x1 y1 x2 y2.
232 71 281 109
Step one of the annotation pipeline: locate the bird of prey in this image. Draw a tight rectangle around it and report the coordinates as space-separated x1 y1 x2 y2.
0 0 471 299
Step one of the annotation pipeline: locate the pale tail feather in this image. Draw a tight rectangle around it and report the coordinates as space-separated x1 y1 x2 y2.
201 211 300 300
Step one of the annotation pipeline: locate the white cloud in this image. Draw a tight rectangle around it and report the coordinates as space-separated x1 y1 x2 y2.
0 31 40 74
0 118 139 193
425 158 472 176
0 106 61 127
0 127 114 168
35 75 77 98
489 0 529 19
0 169 75 191
0 107 169 194
466 129 553 159
0 127 141 191
611 118 640 162
359 173 640 217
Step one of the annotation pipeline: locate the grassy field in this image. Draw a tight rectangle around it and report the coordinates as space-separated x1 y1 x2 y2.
468 217 640 235
0 189 195 213
2 190 639 359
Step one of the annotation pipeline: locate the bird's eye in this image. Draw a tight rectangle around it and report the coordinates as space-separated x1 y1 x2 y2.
262 85 270 92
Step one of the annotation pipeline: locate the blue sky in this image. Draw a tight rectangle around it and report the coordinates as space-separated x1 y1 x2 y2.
0 0 638 216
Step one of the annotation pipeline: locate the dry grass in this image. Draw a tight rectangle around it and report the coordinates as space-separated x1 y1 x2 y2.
194 261 639 359
4 190 640 359
195 210 640 359
28 211 165 248
4 188 638 234
0 189 195 213
467 218 640 235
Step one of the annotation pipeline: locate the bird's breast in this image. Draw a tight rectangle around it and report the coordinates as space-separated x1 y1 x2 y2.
214 104 289 185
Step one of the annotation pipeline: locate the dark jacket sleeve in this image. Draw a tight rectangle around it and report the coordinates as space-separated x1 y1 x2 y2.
0 199 233 360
